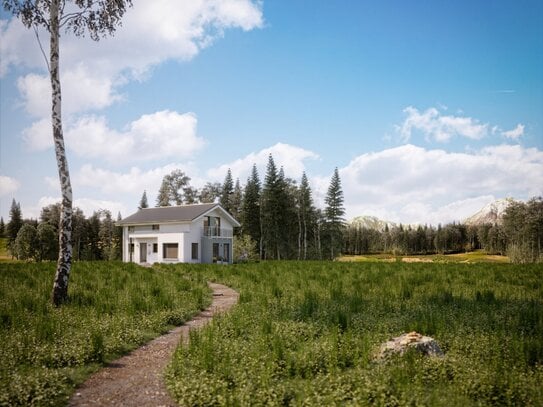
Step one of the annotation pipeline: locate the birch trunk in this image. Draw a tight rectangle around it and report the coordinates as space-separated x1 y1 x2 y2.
49 0 73 306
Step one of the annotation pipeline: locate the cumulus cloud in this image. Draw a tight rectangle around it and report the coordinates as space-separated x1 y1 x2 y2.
337 144 543 224
502 123 525 140
207 142 319 182
0 175 20 197
396 106 489 142
23 110 205 162
1 0 263 116
74 162 200 195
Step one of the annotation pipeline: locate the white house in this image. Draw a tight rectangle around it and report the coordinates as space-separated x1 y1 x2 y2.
117 203 240 265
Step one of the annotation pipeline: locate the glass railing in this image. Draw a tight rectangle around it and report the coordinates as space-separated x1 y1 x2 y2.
202 226 233 238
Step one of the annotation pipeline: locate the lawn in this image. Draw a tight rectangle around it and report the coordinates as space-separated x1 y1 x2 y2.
0 261 210 406
166 261 542 406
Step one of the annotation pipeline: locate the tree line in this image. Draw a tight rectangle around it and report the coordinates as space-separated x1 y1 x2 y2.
2 200 122 262
150 154 346 260
343 197 543 263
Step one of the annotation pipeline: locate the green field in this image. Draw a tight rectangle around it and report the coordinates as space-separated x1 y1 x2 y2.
0 262 210 406
166 261 542 406
1 261 542 406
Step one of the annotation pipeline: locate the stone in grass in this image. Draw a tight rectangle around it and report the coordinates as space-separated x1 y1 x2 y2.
377 331 444 360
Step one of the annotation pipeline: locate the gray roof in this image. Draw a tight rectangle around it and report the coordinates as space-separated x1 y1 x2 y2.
119 203 226 225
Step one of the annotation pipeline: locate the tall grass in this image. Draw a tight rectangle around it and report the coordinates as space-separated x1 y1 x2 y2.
166 261 543 406
0 261 210 406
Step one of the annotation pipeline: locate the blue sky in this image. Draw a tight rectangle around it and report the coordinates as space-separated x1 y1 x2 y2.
1 0 542 225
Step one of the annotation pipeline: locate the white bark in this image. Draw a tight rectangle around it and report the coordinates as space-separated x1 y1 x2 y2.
50 0 73 306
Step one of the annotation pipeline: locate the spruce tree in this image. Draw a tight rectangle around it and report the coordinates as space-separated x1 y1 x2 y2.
139 190 149 209
231 178 243 221
0 217 4 238
242 164 262 257
220 168 234 214
261 155 285 259
324 168 345 259
7 199 23 250
299 172 315 259
156 178 171 207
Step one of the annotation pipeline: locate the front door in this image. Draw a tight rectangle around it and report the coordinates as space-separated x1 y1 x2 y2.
140 243 147 263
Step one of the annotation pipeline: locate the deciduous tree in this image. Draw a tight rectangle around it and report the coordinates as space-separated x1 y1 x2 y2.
3 0 133 305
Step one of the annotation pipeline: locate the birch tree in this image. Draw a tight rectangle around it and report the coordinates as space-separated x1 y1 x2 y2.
3 0 132 305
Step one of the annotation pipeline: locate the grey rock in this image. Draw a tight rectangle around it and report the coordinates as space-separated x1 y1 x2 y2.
377 331 444 360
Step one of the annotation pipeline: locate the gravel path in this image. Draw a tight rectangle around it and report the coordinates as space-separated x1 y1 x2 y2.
68 282 239 407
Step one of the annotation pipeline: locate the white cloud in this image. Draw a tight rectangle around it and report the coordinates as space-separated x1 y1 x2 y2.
22 118 53 150
0 175 20 197
22 110 205 162
75 163 198 195
502 123 525 140
338 144 543 224
396 106 489 142
207 142 319 182
1 0 264 117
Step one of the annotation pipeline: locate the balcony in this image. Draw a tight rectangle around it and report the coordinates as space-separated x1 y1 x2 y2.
202 226 233 238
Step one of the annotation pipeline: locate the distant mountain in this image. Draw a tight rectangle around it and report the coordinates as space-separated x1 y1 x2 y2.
463 198 516 226
349 215 397 232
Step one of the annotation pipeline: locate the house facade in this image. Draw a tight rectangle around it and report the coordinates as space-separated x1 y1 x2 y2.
117 203 240 265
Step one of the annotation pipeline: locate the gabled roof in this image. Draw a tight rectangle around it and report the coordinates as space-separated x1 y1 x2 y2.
118 203 240 226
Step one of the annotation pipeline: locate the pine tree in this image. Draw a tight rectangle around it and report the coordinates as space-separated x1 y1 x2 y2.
261 155 285 259
112 212 123 260
138 190 149 209
7 199 23 251
242 164 262 257
231 178 243 221
299 172 315 259
156 178 171 207
324 168 345 259
220 169 234 214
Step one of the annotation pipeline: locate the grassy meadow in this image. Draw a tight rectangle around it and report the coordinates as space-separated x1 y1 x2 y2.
0 261 210 406
166 261 543 406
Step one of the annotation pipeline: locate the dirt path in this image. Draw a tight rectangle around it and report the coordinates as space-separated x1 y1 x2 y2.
68 282 239 407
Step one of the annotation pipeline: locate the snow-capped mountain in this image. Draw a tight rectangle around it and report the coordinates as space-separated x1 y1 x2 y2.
349 215 397 231
463 198 516 226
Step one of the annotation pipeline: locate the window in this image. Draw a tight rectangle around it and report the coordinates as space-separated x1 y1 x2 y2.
129 243 134 253
152 224 160 230
212 243 220 261
191 243 198 260
223 243 230 263
128 226 135 232
153 243 158 253
163 243 178 259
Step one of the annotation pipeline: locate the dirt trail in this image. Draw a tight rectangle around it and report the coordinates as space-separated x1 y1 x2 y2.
68 282 239 407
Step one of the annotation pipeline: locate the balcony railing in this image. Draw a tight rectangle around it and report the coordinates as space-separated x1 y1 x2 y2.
202 226 233 238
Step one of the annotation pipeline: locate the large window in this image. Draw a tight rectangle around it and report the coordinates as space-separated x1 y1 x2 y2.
212 243 220 261
223 243 230 262
191 243 198 260
163 243 178 259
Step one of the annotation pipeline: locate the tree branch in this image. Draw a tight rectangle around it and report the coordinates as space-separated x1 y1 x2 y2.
33 24 51 73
